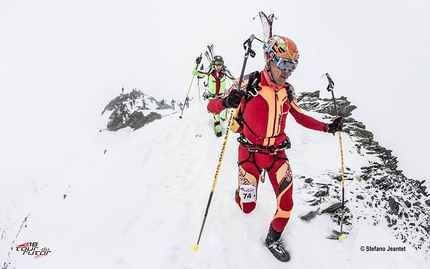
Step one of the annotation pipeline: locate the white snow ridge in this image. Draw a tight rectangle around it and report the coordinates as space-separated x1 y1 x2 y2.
1 89 428 269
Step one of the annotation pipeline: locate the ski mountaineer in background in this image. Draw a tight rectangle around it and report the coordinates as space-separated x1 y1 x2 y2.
193 55 235 137
207 35 343 262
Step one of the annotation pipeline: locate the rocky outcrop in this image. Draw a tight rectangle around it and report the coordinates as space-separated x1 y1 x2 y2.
106 110 162 131
101 89 169 131
297 91 429 252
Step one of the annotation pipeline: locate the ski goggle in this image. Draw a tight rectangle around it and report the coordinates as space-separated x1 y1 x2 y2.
264 42 298 72
272 55 298 73
214 61 224 66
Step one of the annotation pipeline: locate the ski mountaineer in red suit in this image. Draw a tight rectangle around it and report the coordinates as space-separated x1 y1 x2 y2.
207 35 343 262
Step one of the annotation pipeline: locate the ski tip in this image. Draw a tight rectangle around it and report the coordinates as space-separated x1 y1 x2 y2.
326 230 340 240
327 230 348 241
326 235 338 240
189 244 199 252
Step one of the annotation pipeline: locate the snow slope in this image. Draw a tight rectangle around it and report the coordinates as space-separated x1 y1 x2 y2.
1 98 428 269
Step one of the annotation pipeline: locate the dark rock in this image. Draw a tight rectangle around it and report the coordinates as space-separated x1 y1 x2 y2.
300 208 320 222
405 200 412 208
388 197 399 215
127 111 162 130
304 178 313 184
321 202 343 213
314 189 328 197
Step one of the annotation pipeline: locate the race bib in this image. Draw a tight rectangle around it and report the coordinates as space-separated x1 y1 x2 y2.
239 185 257 203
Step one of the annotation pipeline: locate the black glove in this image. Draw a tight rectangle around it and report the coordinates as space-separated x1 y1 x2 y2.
222 90 244 108
325 116 343 134
196 56 202 64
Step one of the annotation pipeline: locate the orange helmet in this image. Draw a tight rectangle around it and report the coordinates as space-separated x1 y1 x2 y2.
264 35 299 62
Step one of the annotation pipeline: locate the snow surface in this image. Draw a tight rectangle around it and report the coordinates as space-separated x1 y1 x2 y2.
1 99 428 268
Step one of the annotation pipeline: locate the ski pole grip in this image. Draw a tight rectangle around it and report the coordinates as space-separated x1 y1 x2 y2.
195 53 203 69
325 73 334 92
243 35 254 51
323 73 339 116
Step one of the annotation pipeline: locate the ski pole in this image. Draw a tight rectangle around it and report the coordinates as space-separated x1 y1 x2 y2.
322 73 346 242
197 64 204 103
197 77 201 103
180 53 202 119
190 35 257 252
178 76 194 119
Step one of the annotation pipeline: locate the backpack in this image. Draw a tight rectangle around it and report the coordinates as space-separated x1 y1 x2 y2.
230 71 293 133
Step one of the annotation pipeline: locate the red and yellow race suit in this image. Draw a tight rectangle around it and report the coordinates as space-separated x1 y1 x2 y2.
207 70 326 233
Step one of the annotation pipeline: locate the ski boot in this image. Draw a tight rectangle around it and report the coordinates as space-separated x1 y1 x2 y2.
214 121 222 137
265 227 290 262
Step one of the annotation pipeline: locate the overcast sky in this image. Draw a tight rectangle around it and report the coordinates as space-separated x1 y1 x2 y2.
1 0 429 181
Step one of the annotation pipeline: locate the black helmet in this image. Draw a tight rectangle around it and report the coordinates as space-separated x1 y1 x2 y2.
213 55 224 66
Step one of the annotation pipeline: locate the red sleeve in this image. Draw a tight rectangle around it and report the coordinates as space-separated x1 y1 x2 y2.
289 105 326 132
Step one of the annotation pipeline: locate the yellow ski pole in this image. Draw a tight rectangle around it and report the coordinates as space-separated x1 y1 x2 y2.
179 75 194 119
323 73 346 242
190 35 257 252
189 111 234 252
337 127 346 242
180 54 202 119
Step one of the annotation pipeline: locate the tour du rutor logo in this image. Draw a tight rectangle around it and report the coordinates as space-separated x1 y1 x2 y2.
15 242 52 259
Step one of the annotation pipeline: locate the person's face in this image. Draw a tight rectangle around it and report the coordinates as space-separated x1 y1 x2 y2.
214 62 223 71
269 60 292 85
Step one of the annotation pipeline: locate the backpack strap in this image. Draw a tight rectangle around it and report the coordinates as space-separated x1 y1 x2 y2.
230 71 260 134
285 82 293 103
